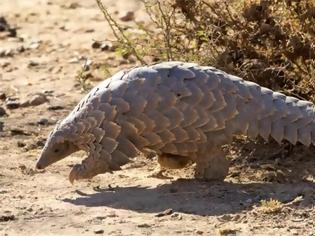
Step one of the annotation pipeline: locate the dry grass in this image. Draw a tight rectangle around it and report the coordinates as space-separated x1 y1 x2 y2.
75 60 93 92
96 0 315 103
257 198 283 214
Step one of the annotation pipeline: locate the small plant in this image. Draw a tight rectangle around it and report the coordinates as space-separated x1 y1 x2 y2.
257 198 283 214
75 60 93 92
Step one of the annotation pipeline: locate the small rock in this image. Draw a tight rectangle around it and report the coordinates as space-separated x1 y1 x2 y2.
7 28 17 37
5 100 20 109
16 45 25 53
84 59 93 67
35 139 45 148
85 29 94 33
0 92 6 100
29 42 41 49
28 60 39 67
21 93 48 107
37 118 49 125
100 42 116 51
0 214 15 222
65 2 81 9
91 41 101 49
95 216 106 220
219 214 233 221
94 229 104 234
0 48 14 57
0 17 17 37
10 128 30 136
0 107 6 116
0 17 9 31
155 208 173 217
28 93 48 106
119 11 135 22
0 122 4 132
68 57 80 64
0 61 10 68
43 90 54 95
48 105 64 111
137 223 151 228
17 141 26 148
171 213 182 220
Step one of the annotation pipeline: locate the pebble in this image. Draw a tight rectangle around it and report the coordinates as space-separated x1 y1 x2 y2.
119 11 135 22
171 213 182 220
101 42 116 51
137 223 151 228
10 128 30 136
35 139 45 148
48 105 64 110
5 99 20 109
94 229 104 234
0 107 6 116
219 214 233 221
28 93 48 106
0 214 15 222
0 92 6 100
0 48 14 57
17 141 26 148
16 45 25 53
0 122 3 132
0 16 17 37
0 17 9 31
68 57 80 64
64 2 81 9
28 60 39 67
37 118 49 125
91 41 101 49
84 59 93 67
29 42 41 49
155 208 173 217
43 90 54 95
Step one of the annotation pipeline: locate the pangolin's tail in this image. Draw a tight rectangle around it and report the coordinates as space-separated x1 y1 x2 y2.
217 73 315 146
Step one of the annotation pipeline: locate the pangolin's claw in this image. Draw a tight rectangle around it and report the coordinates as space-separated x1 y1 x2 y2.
69 164 82 184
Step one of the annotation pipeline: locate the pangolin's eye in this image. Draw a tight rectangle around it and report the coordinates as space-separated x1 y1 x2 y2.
54 148 59 153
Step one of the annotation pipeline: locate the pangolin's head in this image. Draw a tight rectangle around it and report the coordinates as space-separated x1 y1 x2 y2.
36 124 79 170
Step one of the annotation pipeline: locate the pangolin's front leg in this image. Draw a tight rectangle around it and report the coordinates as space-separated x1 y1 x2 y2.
194 148 230 181
69 154 109 184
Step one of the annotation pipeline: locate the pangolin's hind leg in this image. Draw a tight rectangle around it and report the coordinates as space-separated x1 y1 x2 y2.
149 153 191 179
194 148 230 181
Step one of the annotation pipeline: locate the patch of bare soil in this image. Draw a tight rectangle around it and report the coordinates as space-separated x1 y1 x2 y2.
1 0 315 235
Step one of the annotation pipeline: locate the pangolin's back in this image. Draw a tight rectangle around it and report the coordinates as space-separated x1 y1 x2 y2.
61 61 315 159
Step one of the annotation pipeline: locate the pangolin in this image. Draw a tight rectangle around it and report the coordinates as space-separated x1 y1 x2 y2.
36 61 315 183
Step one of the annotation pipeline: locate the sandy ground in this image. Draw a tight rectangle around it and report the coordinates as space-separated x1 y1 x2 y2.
1 0 315 235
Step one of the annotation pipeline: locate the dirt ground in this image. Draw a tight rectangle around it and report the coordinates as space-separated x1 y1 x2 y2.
1 0 315 235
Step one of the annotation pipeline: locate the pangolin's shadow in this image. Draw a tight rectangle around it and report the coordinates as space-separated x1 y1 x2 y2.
63 179 315 216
